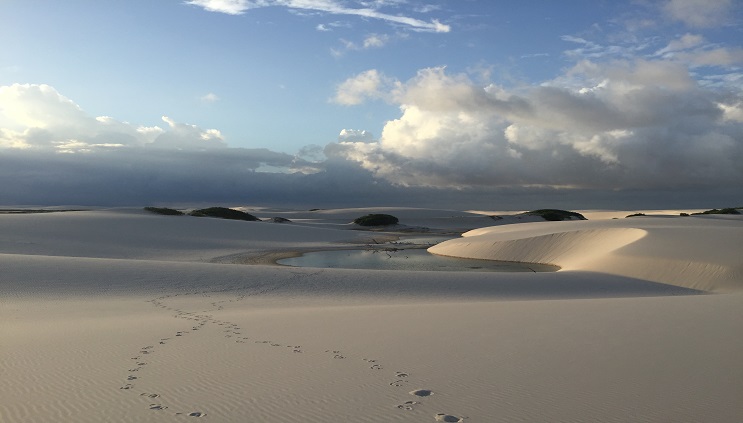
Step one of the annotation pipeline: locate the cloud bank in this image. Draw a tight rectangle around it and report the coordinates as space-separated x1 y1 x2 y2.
2 65 741 209
0 83 326 205
0 83 440 208
330 61 743 192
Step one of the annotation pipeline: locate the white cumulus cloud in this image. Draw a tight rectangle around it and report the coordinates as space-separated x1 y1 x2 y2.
333 69 396 105
149 116 226 150
329 63 743 191
0 83 227 152
338 129 374 142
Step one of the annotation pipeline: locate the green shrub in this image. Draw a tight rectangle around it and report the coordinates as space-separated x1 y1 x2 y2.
523 209 587 221
353 213 399 226
189 207 259 221
144 207 184 216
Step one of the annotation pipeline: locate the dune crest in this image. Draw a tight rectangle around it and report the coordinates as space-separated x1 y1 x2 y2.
430 227 647 270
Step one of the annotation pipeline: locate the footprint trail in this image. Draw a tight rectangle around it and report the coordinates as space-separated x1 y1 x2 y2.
117 272 464 419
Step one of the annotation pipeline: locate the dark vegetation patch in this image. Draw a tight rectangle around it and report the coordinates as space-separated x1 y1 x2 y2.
188 207 259 221
625 213 646 218
691 208 741 215
144 207 184 216
266 217 292 223
353 213 399 226
0 209 85 214
522 209 587 221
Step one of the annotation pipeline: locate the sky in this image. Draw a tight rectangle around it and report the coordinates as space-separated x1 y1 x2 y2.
1 0 742 209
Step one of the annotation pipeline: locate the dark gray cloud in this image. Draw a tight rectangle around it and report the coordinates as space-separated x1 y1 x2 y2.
0 147 737 209
1 75 741 210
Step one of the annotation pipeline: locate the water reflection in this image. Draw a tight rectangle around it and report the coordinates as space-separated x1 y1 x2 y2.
277 248 558 273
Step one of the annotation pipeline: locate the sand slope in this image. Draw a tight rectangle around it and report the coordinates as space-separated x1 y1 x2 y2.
1 208 741 422
430 215 743 292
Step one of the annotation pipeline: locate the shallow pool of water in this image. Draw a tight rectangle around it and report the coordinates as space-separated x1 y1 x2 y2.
277 248 558 272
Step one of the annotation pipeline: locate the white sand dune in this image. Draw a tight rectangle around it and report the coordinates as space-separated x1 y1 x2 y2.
1 208 741 422
430 215 743 292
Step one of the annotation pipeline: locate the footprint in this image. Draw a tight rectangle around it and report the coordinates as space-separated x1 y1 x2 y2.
140 393 160 399
370 364 383 370
395 372 409 378
396 400 420 410
326 350 346 359
149 404 168 411
120 383 134 390
127 376 138 381
183 412 206 417
390 380 406 387
434 414 464 422
410 389 434 397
